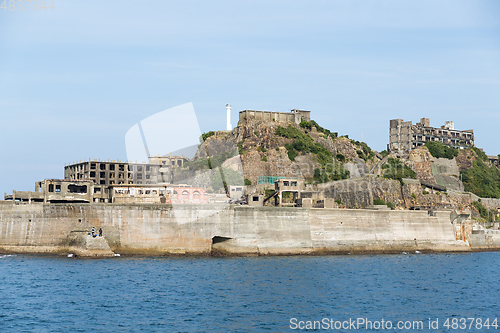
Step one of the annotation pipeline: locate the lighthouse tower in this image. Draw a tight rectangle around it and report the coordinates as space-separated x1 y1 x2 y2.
226 104 232 131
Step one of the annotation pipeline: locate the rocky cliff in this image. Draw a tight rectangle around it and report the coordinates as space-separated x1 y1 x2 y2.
190 119 380 186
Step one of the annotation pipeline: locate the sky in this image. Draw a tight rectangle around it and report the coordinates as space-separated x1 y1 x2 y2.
1 0 499 195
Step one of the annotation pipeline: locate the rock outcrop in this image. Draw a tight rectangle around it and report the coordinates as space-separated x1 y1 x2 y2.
190 119 374 185
406 148 436 184
67 231 115 257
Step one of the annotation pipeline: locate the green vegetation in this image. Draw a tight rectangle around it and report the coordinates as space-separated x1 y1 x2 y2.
380 150 389 158
382 158 417 182
185 150 237 171
282 192 292 201
254 131 258 136
299 120 338 139
313 164 350 183
265 189 275 198
210 167 244 192
461 158 500 198
237 141 244 155
411 193 417 199
424 141 458 159
336 154 345 162
276 124 349 183
471 147 488 161
472 201 497 221
261 147 267 153
276 125 330 162
373 198 394 209
335 199 342 206
275 125 305 141
244 178 252 186
261 156 267 162
200 131 216 142
423 191 429 195
352 141 375 161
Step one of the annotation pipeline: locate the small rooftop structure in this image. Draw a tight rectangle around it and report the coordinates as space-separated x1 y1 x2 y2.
228 185 245 200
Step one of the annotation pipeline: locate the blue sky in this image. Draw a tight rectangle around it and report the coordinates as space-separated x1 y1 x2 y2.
1 0 499 194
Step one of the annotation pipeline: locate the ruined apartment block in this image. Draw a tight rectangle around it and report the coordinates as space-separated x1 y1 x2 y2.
5 179 94 204
64 156 188 202
389 118 474 156
238 108 311 125
488 155 499 168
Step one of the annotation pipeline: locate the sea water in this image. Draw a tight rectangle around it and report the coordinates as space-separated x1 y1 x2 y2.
0 252 499 332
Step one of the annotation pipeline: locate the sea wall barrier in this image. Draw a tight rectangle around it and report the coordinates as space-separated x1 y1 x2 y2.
0 203 476 256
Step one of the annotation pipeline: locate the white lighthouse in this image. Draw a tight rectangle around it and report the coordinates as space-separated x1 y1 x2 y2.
226 104 232 131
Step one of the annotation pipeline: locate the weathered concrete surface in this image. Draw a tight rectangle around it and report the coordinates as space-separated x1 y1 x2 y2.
431 158 464 191
309 209 469 253
67 232 115 257
470 230 500 250
0 203 475 256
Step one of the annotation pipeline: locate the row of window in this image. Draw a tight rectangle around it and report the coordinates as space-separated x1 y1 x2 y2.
47 184 88 194
87 163 157 172
87 171 156 180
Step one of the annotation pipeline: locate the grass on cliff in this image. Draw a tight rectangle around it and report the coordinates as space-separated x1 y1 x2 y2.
462 159 500 198
373 198 394 209
472 201 498 222
299 120 338 139
185 150 238 171
200 131 216 142
382 158 417 182
275 124 349 183
424 141 458 160
352 140 375 161
275 125 332 165
424 143 500 198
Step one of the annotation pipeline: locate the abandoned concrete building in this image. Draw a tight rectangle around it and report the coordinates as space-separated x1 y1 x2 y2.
255 179 305 207
389 118 475 156
5 179 94 203
228 185 245 200
110 184 206 204
64 156 188 202
5 179 207 205
238 109 311 125
488 155 499 168
148 155 188 168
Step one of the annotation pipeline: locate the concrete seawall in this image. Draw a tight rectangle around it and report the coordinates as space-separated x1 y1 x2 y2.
0 203 472 256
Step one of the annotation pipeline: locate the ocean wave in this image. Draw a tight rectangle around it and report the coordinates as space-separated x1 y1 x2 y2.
0 254 16 259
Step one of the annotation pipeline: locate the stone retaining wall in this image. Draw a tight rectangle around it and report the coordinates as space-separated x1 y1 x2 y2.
0 203 473 255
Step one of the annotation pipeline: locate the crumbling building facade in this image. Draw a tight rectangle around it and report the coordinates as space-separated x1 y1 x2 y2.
389 118 474 156
238 109 311 125
5 179 94 204
64 155 189 202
